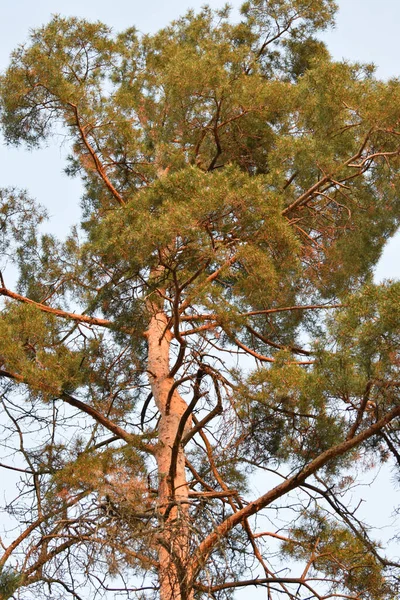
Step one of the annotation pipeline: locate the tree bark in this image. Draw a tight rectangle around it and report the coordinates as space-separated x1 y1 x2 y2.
146 309 193 600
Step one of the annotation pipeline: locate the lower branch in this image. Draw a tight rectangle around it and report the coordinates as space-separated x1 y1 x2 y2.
191 405 400 580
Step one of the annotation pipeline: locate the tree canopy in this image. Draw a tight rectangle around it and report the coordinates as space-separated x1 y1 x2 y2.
0 1 400 599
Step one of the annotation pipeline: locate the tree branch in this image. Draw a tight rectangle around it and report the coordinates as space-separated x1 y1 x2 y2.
191 404 400 579
0 286 131 333
68 103 126 207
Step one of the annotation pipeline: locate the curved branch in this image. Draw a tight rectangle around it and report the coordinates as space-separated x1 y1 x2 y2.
0 369 153 453
61 392 153 452
169 369 205 492
232 335 313 365
0 491 88 568
68 103 126 207
245 324 311 356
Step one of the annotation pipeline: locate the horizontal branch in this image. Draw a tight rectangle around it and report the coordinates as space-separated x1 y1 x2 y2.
0 461 34 474
189 490 238 499
246 325 311 356
0 287 132 334
195 576 320 593
240 303 343 317
180 303 343 322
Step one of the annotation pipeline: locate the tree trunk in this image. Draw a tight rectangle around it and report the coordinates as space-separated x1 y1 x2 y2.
146 309 193 600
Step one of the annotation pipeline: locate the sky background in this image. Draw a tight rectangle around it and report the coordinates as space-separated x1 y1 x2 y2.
0 2 399 597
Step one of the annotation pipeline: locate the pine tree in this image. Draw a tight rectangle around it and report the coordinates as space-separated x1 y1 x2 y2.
1 2 400 599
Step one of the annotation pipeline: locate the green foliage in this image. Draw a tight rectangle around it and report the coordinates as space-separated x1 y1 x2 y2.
0 304 85 397
0 16 116 147
282 510 391 599
0 567 23 600
54 445 147 504
237 356 351 469
0 189 47 279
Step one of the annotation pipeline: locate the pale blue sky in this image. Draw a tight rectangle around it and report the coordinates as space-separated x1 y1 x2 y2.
0 0 399 279
2 0 399 77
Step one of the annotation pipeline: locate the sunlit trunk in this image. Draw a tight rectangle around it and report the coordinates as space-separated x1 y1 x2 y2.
146 309 193 600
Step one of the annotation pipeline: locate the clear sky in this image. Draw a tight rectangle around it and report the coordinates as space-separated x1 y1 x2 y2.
0 0 399 283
